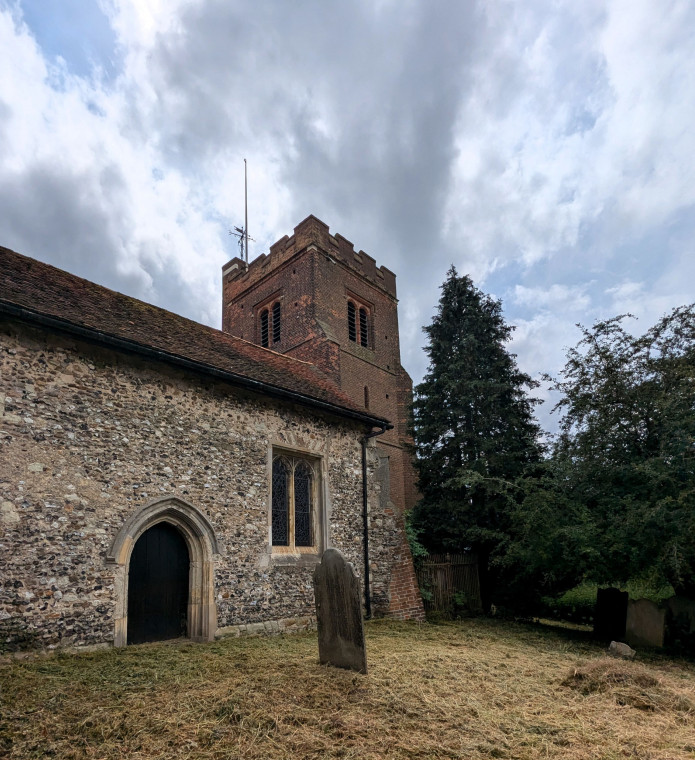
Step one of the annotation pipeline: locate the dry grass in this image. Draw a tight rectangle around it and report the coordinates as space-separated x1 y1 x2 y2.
1 618 694 759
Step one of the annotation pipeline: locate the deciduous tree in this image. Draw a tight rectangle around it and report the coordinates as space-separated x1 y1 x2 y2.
550 306 695 596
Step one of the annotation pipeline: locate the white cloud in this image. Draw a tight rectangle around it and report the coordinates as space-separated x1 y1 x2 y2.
604 281 645 312
0 3 238 325
513 284 591 311
443 0 695 279
1 0 694 438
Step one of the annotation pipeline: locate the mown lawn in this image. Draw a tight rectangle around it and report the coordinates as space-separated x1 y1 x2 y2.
1 618 694 759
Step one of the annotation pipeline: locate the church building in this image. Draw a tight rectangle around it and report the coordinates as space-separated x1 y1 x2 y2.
0 215 423 651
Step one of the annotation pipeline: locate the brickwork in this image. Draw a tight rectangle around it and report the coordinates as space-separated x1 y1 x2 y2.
222 216 424 621
0 320 404 649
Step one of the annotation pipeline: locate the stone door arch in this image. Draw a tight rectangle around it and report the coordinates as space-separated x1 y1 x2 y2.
107 496 219 647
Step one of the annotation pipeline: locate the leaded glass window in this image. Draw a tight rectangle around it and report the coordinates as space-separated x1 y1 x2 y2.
271 453 318 551
271 457 289 545
294 462 312 546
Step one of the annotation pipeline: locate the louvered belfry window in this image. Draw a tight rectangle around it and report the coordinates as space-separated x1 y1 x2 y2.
347 301 357 342
259 300 281 347
272 301 281 343
348 298 371 348
271 454 317 550
359 307 369 347
260 309 269 348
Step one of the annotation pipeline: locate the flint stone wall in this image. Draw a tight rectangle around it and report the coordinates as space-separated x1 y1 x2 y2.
0 319 402 650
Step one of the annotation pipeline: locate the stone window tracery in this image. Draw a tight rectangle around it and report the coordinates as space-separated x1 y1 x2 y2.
271 453 319 551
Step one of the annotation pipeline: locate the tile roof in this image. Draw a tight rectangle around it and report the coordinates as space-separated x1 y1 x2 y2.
0 246 389 426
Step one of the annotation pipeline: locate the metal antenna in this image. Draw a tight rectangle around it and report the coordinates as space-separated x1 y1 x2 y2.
228 159 254 263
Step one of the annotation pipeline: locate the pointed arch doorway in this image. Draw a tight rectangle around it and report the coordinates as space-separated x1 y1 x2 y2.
108 497 219 647
127 522 190 644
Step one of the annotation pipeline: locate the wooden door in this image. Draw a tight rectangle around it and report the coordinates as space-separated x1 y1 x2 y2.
127 522 190 644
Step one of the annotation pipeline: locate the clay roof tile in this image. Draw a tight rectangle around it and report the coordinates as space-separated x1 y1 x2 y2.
0 246 389 426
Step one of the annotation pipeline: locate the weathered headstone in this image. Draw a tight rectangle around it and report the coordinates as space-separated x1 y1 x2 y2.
665 596 695 653
313 548 367 674
594 587 628 641
626 598 665 648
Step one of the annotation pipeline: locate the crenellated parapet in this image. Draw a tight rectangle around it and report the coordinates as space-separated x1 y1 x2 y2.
222 215 397 300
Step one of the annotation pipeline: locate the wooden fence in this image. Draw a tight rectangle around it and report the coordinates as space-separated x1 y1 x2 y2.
415 553 483 614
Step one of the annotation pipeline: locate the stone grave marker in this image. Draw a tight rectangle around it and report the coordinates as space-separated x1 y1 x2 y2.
594 587 628 641
313 548 367 674
626 598 665 648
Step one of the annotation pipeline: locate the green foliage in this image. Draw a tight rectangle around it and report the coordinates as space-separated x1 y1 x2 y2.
540 582 598 625
410 268 542 607
499 460 597 606
410 270 695 613
549 306 695 596
539 580 676 625
405 511 429 568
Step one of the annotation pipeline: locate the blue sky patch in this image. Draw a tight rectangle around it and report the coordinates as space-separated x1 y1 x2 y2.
18 0 120 80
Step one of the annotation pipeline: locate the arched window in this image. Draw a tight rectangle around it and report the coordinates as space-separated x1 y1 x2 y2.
347 297 372 348
347 301 356 342
359 307 369 347
293 461 313 547
271 454 317 550
260 309 269 348
259 300 281 347
272 301 281 343
271 457 290 546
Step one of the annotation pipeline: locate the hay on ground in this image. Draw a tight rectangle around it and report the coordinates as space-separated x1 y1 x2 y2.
1 619 694 760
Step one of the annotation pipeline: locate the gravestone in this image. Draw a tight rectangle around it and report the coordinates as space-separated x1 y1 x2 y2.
665 596 695 653
626 598 665 648
594 587 628 641
313 548 367 674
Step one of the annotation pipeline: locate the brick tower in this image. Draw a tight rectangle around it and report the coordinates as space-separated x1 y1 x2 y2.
221 215 423 620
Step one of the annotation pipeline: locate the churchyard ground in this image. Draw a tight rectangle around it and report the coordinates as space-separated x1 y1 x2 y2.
1 618 694 759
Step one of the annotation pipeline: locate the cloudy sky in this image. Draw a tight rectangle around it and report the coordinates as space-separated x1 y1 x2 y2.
1 0 693 433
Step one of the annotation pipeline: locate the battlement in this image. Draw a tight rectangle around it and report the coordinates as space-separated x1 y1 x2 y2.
222 215 397 300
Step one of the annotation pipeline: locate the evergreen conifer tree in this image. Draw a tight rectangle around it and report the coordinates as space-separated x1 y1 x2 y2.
410 267 542 608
